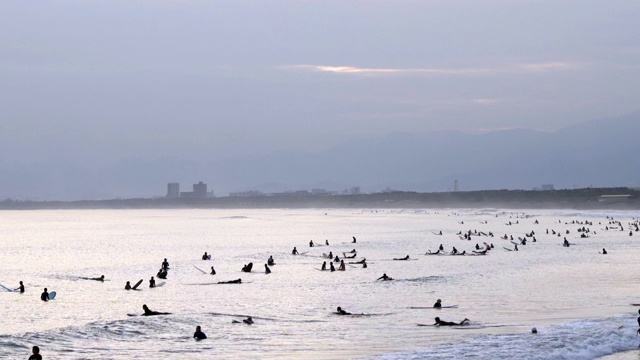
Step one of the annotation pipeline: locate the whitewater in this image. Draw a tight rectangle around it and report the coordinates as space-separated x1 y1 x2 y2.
0 208 638 359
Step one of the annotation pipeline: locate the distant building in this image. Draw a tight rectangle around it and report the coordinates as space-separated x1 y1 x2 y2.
180 181 208 199
541 184 554 191
349 186 361 195
454 180 459 192
166 183 180 199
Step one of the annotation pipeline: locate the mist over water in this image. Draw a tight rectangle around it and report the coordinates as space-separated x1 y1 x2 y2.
0 208 639 359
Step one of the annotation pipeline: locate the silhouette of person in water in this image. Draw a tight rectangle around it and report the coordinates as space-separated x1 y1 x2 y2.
193 325 207 340
40 288 49 302
28 346 42 360
15 281 24 293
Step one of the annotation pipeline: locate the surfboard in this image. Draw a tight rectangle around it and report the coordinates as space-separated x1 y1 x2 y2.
503 247 513 251
155 282 166 288
48 291 57 300
132 279 144 290
127 313 139 317
0 283 14 292
193 265 207 274
409 305 458 309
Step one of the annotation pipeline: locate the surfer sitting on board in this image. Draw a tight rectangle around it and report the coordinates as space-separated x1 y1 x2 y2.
292 247 299 255
352 236 356 243
193 326 207 340
602 248 607 254
336 307 351 315
325 240 329 245
334 256 340 263
15 281 24 293
157 269 167 279
321 261 327 271
202 252 209 260
149 276 156 288
434 299 442 308
434 317 470 326
125 281 131 290
563 238 570 247
218 279 242 284
268 256 275 266
309 240 314 247
330 262 336 272
377 273 393 281
451 247 459 255
393 255 410 261
210 266 216 275
40 288 49 302
162 258 169 270
142 304 171 316
338 260 346 271
265 264 271 274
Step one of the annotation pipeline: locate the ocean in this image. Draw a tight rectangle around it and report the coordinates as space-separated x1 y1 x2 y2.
0 208 638 359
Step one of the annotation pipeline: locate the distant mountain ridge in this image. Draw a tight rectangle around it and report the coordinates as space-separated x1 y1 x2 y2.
1 112 639 200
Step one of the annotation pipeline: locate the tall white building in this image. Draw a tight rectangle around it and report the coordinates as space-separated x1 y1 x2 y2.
166 183 180 198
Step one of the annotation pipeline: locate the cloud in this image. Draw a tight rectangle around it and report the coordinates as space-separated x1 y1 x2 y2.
282 62 584 76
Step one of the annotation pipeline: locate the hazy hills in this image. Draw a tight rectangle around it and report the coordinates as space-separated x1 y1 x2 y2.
1 112 638 200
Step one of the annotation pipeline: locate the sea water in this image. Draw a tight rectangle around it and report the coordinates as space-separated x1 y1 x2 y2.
0 208 639 359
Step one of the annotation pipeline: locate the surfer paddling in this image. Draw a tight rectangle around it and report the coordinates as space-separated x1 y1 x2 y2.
336 306 351 315
434 317 470 326
377 273 393 281
393 255 410 261
142 304 171 316
218 279 242 284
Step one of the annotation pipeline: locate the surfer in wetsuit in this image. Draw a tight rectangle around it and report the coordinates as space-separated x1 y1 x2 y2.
336 306 351 315
268 256 275 266
149 276 156 288
309 240 314 247
28 346 42 360
352 236 356 243
439 244 444 251
321 261 327 271
87 275 105 282
362 260 367 268
338 260 346 271
157 269 167 279
325 240 329 245
434 317 470 326
162 258 169 270
602 248 607 254
218 279 242 284
243 317 254 324
563 238 570 247
265 264 271 274
202 252 209 260
125 281 131 290
377 273 393 281
193 326 207 340
451 247 458 255
292 247 299 255
40 288 49 302
393 255 410 261
434 299 442 308
15 281 24 293
330 262 336 272
142 304 171 316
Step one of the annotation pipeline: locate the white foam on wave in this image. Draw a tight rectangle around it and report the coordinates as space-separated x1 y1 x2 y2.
372 315 639 360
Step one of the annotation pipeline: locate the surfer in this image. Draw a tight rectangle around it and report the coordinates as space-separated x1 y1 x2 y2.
393 255 410 261
338 260 346 271
193 325 207 340
242 263 254 273
336 306 351 315
87 275 105 282
362 261 367 268
292 247 299 255
265 264 271 274
439 244 444 251
202 252 209 260
330 262 336 272
334 256 340 263
514 244 518 251
327 251 333 259
15 281 24 293
343 253 356 259
157 269 167 279
321 261 327 271
125 281 131 290
40 288 49 302
563 238 570 247
451 247 459 255
427 250 441 255
268 256 275 266
142 304 171 316
352 236 357 243
162 258 169 271
149 276 156 288
531 327 538 334
325 239 329 245
602 248 607 254
309 240 314 247
28 346 42 360
434 317 470 326
243 317 254 324
434 299 442 308
209 266 216 275
218 279 242 284
377 273 393 281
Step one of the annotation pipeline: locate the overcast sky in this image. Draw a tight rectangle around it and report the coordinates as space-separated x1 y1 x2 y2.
1 0 639 167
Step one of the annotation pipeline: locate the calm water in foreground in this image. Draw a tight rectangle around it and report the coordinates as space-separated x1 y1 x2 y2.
1 208 639 359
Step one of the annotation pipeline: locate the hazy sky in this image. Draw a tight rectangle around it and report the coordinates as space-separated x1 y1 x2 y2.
1 0 639 167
